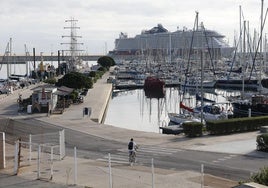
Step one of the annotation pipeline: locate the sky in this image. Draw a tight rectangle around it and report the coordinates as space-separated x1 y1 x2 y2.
0 0 265 56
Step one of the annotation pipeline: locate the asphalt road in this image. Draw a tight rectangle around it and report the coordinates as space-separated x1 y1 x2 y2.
57 125 266 182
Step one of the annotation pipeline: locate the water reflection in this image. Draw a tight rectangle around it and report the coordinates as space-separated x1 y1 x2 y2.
104 87 242 133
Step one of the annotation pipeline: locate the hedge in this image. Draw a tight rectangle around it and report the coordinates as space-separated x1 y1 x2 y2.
206 116 268 135
182 122 203 137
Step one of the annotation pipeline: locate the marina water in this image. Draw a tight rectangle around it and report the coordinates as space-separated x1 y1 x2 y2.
104 88 239 133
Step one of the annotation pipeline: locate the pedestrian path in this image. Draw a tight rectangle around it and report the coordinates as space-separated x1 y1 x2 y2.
97 145 183 165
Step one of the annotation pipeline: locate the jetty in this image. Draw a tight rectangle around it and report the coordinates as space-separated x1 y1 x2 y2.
160 125 183 135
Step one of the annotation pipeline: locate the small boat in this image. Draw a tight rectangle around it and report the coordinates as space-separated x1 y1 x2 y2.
193 104 230 121
232 94 268 117
168 112 201 124
195 93 215 103
144 76 165 98
215 77 260 91
180 101 230 121
181 77 216 88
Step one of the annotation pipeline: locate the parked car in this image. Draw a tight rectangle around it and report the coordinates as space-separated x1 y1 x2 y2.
0 87 10 94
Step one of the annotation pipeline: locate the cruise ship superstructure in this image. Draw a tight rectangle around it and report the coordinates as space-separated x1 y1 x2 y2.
110 23 235 61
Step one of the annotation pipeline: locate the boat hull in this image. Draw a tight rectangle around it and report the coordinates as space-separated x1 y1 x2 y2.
168 113 201 124
216 79 259 90
144 76 165 98
232 102 268 117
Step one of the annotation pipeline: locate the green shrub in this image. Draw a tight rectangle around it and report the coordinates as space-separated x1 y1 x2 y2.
256 133 268 152
89 71 96 77
69 91 79 101
206 116 268 135
44 78 57 84
250 166 268 186
182 122 203 137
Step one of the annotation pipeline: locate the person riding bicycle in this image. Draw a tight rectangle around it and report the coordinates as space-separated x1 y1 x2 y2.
128 138 138 159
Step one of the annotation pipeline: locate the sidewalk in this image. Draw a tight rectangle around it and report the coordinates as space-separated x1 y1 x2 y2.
1 143 238 188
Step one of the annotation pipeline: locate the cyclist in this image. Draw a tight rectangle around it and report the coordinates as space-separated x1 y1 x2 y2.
128 138 138 164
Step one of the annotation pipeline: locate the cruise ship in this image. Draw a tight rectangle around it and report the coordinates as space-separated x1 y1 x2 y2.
110 23 235 61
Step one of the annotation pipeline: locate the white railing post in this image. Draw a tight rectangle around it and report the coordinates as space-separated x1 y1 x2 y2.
201 164 204 188
37 145 41 179
14 141 18 175
59 130 65 160
108 153 112 188
0 132 6 169
59 131 62 160
50 146 54 180
74 147 77 185
152 158 155 188
29 134 32 163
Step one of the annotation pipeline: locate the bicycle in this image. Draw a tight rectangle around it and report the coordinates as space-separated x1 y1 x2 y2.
129 145 138 166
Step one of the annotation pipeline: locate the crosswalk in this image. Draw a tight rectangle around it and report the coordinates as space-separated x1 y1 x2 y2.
212 154 237 163
96 145 183 164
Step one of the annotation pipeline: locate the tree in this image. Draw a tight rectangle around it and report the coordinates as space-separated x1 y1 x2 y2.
56 72 93 89
97 56 115 68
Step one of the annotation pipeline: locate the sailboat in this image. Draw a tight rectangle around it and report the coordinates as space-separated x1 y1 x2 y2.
143 49 165 99
168 102 201 124
168 12 204 125
231 1 268 117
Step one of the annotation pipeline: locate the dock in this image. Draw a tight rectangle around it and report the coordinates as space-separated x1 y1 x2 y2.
160 125 183 135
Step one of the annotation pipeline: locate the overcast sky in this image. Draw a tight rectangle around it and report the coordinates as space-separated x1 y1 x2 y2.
0 0 265 56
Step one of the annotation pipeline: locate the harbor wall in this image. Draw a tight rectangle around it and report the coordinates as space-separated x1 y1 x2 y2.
89 75 113 123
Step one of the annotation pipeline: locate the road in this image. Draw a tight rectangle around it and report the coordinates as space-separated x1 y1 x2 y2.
1 107 266 183
58 125 266 182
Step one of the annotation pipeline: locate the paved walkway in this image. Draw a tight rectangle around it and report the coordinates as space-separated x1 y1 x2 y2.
0 71 267 188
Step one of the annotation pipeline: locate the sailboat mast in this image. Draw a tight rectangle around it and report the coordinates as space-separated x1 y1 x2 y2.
200 50 204 124
260 0 264 54
260 0 264 89
242 21 246 97
239 6 242 67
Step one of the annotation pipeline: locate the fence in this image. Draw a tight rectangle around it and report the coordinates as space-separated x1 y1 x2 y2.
61 148 208 187
29 130 65 160
13 130 65 180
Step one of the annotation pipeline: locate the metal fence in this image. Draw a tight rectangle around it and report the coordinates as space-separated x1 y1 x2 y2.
13 130 65 180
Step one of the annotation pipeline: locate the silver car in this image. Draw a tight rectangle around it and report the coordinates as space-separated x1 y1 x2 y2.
0 87 10 94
